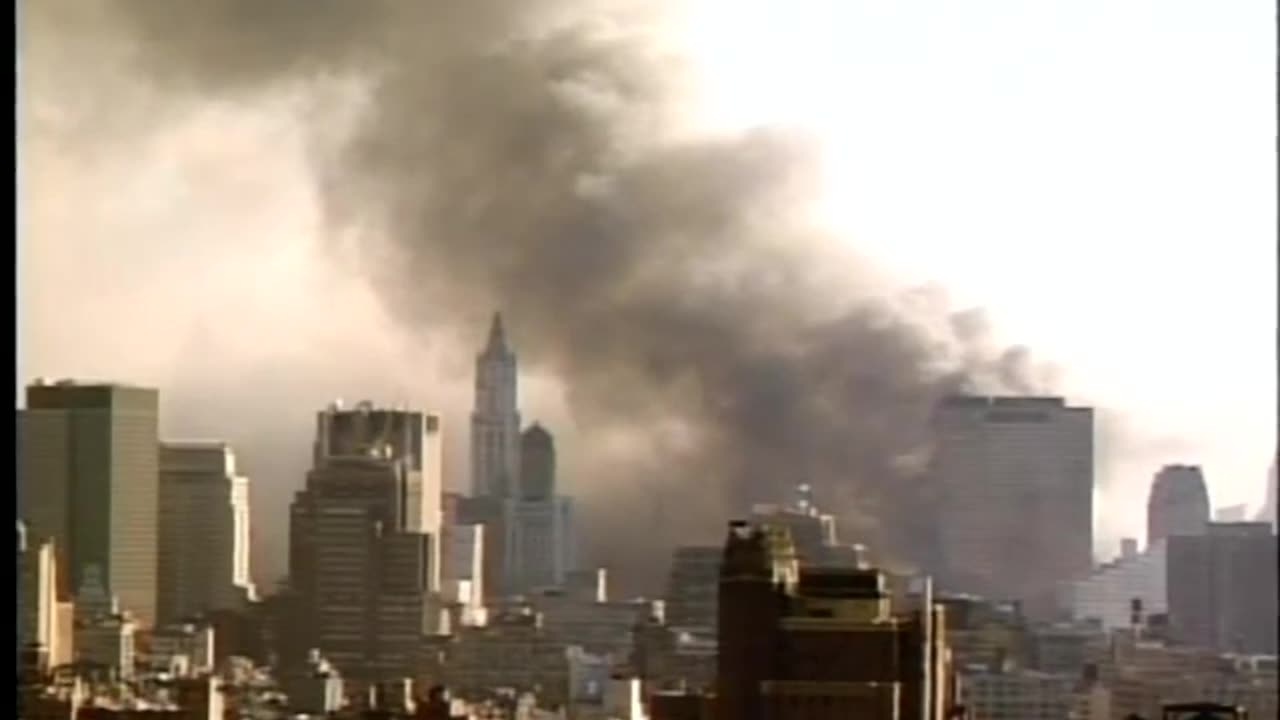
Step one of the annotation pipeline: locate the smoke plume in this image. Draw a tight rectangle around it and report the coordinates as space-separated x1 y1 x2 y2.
20 0 1065 593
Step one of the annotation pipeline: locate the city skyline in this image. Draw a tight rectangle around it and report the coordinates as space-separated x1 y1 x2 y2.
18 2 1275 571
15 0 1276 716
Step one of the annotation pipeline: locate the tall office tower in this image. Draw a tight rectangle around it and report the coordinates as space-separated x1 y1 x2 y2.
471 312 521 499
1147 464 1210 545
1166 522 1278 654
506 495 576 592
664 546 723 631
157 442 256 624
716 522 956 720
519 423 555 501
312 402 444 590
505 423 577 593
17 380 160 627
934 396 1094 621
289 402 445 685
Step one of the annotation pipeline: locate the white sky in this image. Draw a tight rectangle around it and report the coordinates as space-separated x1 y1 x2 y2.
684 0 1277 547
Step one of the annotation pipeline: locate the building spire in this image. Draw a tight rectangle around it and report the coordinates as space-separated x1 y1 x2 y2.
486 311 509 354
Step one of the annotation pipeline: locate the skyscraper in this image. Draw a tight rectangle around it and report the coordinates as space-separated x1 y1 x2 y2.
289 402 445 685
1147 464 1210 546
519 423 555 501
1166 521 1278 654
18 380 160 626
934 395 1094 621
506 424 576 592
157 442 256 624
471 312 521 499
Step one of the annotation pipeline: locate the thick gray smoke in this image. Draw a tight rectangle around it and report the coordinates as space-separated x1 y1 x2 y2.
21 0 1066 593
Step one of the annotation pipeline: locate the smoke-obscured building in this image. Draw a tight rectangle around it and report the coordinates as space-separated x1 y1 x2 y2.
471 312 521 500
157 442 256 624
1070 539 1168 631
288 401 445 685
933 395 1094 621
663 546 722 632
1147 464 1210 546
1166 521 1278 654
18 380 160 627
505 423 577 593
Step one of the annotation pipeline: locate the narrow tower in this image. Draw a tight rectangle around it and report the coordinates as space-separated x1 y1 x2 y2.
470 312 521 499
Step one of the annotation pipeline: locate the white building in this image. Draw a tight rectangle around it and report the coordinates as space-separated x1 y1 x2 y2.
1070 540 1167 631
157 442 256 624
934 396 1094 620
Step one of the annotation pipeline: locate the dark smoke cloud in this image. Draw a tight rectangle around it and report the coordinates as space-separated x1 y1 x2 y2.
23 0 1075 593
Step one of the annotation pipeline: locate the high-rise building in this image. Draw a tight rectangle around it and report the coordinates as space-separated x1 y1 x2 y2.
1166 521 1278 654
716 521 956 720
664 546 722 632
157 442 256 625
933 395 1094 620
18 380 160 626
313 402 444 556
471 313 521 499
505 496 576 592
506 423 576 593
519 424 555 501
1147 464 1210 546
455 495 510 603
289 402 446 685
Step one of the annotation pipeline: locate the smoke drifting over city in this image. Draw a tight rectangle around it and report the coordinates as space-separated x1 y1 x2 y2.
22 0 1073 592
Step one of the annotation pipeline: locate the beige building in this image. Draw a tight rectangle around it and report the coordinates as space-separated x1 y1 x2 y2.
934 395 1094 620
18 523 74 671
18 380 160 627
157 442 256 624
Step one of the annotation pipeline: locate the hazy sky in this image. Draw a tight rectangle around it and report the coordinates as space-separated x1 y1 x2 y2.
685 0 1277 537
19 0 1276 578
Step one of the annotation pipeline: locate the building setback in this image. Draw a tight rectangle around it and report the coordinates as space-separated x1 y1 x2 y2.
933 395 1094 620
18 380 160 627
157 442 256 624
